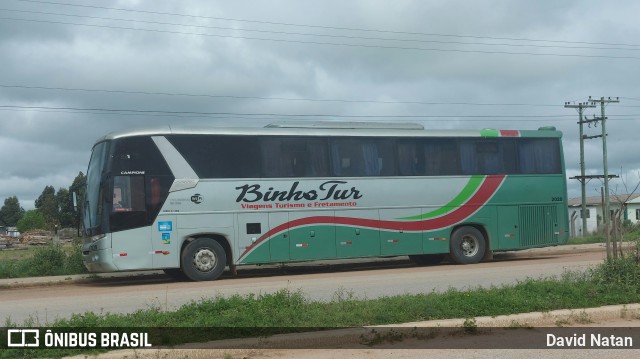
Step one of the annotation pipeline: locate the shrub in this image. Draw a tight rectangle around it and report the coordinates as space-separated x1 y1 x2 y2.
64 241 88 274
589 240 640 292
16 210 46 233
29 244 66 276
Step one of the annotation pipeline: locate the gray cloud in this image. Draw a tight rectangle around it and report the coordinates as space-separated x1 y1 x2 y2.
1 0 640 209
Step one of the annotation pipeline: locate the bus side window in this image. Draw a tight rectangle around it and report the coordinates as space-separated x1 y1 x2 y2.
518 138 561 174
306 141 329 177
261 138 287 177
330 138 396 177
422 138 459 176
112 176 145 212
260 137 328 178
476 141 501 174
113 187 123 209
398 142 425 176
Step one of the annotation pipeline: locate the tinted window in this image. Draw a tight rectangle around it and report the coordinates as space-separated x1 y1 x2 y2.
397 138 460 176
169 135 261 178
398 137 558 176
107 137 173 232
109 137 170 175
83 141 109 234
170 134 562 178
518 138 561 174
459 138 517 175
261 137 330 177
330 138 396 176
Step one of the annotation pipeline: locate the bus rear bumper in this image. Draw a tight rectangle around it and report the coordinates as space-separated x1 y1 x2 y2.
82 247 118 272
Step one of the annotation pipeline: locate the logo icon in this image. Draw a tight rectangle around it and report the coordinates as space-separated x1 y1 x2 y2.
7 329 40 347
158 221 172 232
162 233 171 244
191 194 203 204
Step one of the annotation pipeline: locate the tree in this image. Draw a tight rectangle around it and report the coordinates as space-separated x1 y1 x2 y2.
56 188 75 228
35 186 58 229
16 210 46 232
0 196 25 226
69 172 86 229
31 173 86 231
608 171 640 260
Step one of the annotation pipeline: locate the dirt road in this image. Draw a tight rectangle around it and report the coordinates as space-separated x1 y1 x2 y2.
1 249 606 324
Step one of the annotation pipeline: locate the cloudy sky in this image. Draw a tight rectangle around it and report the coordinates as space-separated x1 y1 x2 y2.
1 0 640 209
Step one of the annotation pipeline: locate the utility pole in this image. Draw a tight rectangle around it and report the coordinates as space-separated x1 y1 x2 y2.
589 96 619 260
565 101 595 237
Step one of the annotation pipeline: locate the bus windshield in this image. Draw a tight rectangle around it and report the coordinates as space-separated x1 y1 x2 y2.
83 141 109 235
82 137 174 235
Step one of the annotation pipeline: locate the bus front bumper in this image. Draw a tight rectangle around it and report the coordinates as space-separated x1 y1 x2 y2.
82 247 119 272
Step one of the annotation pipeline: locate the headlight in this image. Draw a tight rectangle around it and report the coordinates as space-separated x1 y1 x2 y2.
91 234 106 242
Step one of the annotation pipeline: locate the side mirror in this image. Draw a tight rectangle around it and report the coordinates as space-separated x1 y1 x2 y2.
71 190 82 237
72 192 79 212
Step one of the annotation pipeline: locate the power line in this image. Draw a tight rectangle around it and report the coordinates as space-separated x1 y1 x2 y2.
11 0 640 49
2 8 639 53
620 96 640 102
6 84 640 109
0 104 589 119
0 84 563 107
3 16 639 60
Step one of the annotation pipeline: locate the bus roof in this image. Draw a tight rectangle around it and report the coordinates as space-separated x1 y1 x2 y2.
94 123 562 146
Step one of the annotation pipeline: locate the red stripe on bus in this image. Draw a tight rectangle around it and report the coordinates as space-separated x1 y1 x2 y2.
239 175 505 260
500 130 520 137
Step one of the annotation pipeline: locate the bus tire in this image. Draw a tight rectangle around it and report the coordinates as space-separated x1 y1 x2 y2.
409 254 444 266
181 238 227 281
449 226 486 264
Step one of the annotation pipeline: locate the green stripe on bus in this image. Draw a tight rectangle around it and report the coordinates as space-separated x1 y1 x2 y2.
399 175 484 220
480 129 500 137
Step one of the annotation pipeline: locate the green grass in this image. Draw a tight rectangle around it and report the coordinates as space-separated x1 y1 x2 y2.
0 247 33 262
2 244 639 358
567 228 640 245
0 242 87 279
567 234 606 245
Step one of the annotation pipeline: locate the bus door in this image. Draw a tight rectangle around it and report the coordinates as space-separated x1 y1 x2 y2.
380 208 423 255
289 210 336 260
109 175 154 270
237 213 271 264
497 206 520 250
336 209 380 258
110 226 153 270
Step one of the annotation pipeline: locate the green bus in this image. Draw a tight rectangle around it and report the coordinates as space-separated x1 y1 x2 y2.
81 122 569 281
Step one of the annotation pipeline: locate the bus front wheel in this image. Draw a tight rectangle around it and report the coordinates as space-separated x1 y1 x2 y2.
181 238 227 281
449 226 486 264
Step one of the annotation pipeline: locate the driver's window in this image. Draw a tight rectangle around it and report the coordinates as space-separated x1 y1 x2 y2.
112 176 145 212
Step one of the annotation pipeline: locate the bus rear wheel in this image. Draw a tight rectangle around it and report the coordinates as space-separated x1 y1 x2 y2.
181 238 227 281
449 226 486 264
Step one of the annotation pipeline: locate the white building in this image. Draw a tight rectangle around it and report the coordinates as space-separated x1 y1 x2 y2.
568 194 640 237
0 226 20 238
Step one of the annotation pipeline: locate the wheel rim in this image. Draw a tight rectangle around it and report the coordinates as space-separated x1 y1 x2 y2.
460 234 479 257
193 248 216 272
